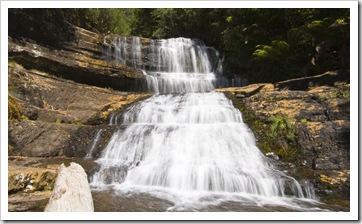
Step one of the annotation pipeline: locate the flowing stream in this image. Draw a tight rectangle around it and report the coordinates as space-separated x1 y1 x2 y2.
91 37 329 212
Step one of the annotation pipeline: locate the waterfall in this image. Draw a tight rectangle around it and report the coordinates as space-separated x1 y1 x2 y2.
93 37 320 211
85 129 103 158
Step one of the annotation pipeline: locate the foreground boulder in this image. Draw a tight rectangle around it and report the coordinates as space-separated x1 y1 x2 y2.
44 163 94 212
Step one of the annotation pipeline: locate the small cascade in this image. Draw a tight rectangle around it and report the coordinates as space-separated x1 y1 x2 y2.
113 36 128 65
144 38 223 93
109 110 125 126
85 129 103 158
109 36 143 69
104 36 227 92
302 180 318 200
131 37 142 69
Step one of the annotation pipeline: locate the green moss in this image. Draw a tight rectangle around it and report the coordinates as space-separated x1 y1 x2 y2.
274 146 298 160
336 86 350 99
228 93 299 162
8 95 23 120
75 120 83 125
318 84 350 101
21 115 29 120
300 118 308 123
8 144 14 152
267 115 296 141
8 60 19 65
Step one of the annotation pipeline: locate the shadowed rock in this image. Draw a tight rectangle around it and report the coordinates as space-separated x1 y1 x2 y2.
275 70 350 91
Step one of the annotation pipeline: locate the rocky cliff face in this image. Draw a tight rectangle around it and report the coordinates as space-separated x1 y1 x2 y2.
7 62 150 211
217 77 350 205
8 62 150 157
9 26 145 92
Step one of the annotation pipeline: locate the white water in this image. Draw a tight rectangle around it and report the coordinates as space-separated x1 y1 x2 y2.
85 129 103 158
92 37 321 211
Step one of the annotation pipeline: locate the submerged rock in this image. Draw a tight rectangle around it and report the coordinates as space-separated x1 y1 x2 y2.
44 163 94 212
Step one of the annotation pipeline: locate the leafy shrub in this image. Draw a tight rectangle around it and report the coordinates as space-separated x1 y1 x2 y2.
267 115 296 142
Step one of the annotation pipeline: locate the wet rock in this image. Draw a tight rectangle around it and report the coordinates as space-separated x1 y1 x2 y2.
8 191 52 212
8 163 57 194
92 190 174 212
95 166 128 184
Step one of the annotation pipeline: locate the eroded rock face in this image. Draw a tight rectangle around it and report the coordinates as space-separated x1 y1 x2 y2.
220 82 350 170
218 77 350 202
44 163 94 212
8 63 150 157
8 25 145 91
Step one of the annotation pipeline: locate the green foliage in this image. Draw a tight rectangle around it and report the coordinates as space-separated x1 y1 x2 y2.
253 40 289 60
265 114 298 161
229 93 299 162
73 9 134 35
129 8 349 83
21 115 29 120
279 147 298 161
34 8 349 83
75 120 83 125
226 16 232 23
300 118 308 123
267 115 296 141
336 85 350 99
8 95 23 120
319 84 350 101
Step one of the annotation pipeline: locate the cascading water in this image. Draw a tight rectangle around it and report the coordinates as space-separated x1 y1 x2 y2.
85 129 103 158
92 37 325 212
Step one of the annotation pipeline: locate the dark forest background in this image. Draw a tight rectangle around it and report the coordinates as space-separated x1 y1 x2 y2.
9 8 350 83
